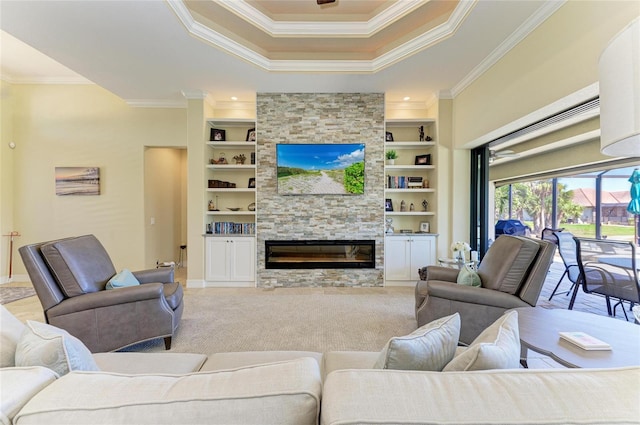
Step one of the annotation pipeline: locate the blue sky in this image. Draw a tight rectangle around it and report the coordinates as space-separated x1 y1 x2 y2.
277 144 365 170
559 166 639 192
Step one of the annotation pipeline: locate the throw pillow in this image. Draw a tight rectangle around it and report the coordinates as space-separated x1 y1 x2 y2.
443 310 520 371
456 265 481 286
106 268 140 289
15 320 99 376
374 313 460 371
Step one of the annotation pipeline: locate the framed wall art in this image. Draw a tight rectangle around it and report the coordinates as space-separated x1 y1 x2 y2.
55 167 100 196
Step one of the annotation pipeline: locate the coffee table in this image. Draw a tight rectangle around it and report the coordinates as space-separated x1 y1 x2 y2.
512 307 640 368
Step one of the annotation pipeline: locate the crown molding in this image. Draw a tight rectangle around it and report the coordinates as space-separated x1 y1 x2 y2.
450 0 566 98
167 0 272 69
372 0 476 71
167 0 476 73
216 0 425 37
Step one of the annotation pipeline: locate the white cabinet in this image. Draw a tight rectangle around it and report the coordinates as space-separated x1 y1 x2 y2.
205 237 255 287
385 234 436 286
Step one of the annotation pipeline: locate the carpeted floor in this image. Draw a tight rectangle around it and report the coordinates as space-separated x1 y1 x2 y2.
122 287 417 354
0 287 36 305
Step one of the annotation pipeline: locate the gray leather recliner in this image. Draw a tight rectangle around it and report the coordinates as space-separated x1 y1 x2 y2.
415 235 556 345
19 234 183 352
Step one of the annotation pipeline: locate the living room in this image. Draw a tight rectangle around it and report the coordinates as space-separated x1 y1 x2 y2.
1 1 640 423
2 1 638 288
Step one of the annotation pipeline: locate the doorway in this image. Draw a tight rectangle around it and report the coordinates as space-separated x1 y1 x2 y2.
144 147 187 269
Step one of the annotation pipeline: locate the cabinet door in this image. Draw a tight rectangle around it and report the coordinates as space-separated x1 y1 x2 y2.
385 237 412 280
229 238 255 282
205 238 230 281
409 237 435 280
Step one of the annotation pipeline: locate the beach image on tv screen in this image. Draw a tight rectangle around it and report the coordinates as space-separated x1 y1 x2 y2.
277 144 365 195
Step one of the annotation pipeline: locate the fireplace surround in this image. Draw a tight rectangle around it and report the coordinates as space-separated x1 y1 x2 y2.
265 240 375 269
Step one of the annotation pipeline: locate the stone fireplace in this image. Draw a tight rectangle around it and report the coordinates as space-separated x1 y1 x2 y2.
256 93 385 287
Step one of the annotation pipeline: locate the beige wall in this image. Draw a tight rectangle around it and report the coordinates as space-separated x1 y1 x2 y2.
454 1 640 147
1 81 16 282
4 83 187 278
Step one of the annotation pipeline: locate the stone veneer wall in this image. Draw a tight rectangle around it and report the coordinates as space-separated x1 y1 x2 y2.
256 93 385 287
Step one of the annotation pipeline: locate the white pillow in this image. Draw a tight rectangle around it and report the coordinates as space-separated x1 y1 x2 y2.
15 321 99 376
443 310 520 371
456 265 481 286
1 305 26 367
374 313 460 371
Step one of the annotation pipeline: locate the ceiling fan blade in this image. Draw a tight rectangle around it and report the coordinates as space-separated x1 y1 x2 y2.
317 0 336 4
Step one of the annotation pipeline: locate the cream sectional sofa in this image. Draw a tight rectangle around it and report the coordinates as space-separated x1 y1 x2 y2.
2 306 639 425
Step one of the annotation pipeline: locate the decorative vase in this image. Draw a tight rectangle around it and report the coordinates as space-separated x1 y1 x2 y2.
386 159 395 165
455 250 465 262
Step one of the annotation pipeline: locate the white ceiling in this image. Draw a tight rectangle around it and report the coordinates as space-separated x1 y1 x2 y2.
0 0 560 108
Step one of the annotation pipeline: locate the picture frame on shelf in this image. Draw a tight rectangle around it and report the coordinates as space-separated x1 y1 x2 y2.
210 128 226 141
385 198 393 212
385 131 394 142
419 222 430 233
246 128 256 142
248 177 256 188
415 154 431 165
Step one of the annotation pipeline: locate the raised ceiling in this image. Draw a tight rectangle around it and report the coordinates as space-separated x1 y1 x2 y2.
181 0 460 64
0 0 561 107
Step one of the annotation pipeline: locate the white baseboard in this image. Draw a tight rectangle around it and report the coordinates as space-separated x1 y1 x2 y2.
203 281 255 288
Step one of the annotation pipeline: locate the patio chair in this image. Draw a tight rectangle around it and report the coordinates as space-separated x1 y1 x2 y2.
571 237 640 320
548 231 580 300
540 227 564 246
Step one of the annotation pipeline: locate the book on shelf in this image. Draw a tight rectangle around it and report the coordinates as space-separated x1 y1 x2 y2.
212 221 255 235
387 175 422 189
558 331 612 351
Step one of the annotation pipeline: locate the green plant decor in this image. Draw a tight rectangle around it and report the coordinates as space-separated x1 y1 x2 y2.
386 150 398 160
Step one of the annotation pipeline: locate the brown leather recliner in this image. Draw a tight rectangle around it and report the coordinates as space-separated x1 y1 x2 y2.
19 235 183 352
415 235 556 345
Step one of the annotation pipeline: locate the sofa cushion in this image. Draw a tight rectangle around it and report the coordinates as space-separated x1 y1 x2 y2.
478 236 539 294
321 367 640 425
323 351 380 378
15 320 100 376
106 269 140 289
0 366 58 425
443 310 520 371
93 352 207 374
41 235 116 297
0 305 26 367
374 313 460 371
201 351 323 372
14 358 322 425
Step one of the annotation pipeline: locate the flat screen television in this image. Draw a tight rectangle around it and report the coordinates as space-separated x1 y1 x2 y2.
276 143 365 195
